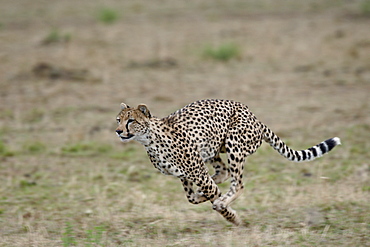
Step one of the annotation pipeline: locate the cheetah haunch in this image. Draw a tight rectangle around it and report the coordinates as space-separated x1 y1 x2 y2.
115 99 341 226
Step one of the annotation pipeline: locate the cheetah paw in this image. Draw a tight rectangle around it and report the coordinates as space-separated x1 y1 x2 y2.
212 197 227 211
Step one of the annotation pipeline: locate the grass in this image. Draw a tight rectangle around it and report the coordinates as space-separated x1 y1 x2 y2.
0 140 15 157
61 223 106 247
360 0 370 16
42 29 71 45
97 7 120 24
0 125 368 246
0 0 369 246
22 141 47 154
202 43 241 62
61 222 78 247
61 142 113 156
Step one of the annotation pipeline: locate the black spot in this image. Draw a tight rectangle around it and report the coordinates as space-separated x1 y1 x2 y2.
309 147 317 157
230 153 235 161
301 150 307 160
295 151 301 161
319 142 327 153
214 157 222 162
325 138 337 151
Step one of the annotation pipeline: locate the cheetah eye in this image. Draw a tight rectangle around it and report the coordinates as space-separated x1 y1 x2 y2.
116 118 121 124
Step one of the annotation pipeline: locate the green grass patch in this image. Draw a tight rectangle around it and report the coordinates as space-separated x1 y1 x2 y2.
61 223 107 247
97 7 119 24
202 42 241 62
22 141 47 154
360 0 370 16
61 222 78 247
110 145 138 160
19 180 37 188
60 141 144 160
85 225 106 246
0 139 15 157
61 141 113 156
43 29 71 45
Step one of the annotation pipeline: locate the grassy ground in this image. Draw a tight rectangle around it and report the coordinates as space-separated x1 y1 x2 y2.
0 0 369 246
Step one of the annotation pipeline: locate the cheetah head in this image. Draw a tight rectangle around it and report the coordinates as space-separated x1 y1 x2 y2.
115 103 151 143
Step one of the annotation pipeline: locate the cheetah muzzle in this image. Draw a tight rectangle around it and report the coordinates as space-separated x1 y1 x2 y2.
115 99 341 226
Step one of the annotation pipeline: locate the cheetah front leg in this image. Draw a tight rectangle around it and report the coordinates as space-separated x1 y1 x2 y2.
210 155 230 184
180 177 209 204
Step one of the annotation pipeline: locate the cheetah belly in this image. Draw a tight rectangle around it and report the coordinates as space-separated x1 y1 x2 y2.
199 142 218 162
199 148 215 162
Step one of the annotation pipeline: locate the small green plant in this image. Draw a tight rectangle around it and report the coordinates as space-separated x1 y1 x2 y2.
23 141 46 154
61 223 106 246
85 225 106 246
98 7 119 24
360 0 370 16
202 43 241 62
0 140 15 157
19 180 37 188
62 222 77 247
43 29 71 45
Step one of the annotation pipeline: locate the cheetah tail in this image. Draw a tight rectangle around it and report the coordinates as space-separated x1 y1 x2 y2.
262 125 341 162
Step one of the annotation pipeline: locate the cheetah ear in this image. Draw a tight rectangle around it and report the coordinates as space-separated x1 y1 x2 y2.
138 104 151 118
120 103 130 110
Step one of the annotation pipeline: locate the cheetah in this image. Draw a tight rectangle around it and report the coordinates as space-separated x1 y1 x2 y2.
115 99 341 226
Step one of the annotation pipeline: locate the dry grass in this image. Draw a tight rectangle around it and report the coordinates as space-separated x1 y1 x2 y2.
0 0 369 246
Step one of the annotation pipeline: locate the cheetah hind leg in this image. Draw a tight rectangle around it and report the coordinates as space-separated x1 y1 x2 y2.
210 155 230 184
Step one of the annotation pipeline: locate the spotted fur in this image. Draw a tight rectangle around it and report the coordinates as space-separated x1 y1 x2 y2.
115 99 341 225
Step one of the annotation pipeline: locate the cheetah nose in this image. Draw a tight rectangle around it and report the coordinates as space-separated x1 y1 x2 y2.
116 129 123 135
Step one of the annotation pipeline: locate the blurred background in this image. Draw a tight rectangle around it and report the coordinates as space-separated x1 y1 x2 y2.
0 0 369 246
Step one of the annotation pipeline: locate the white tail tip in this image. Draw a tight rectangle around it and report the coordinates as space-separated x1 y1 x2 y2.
333 137 341 145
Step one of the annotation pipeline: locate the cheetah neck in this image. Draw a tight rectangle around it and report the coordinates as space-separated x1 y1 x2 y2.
136 118 164 147
135 134 151 146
